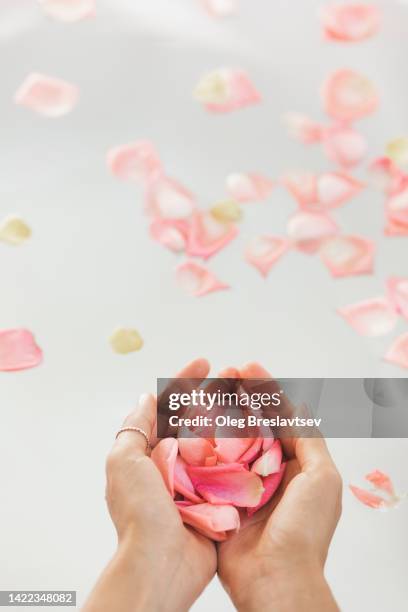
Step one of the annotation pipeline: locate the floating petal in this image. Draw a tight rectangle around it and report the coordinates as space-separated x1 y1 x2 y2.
186 211 238 259
0 216 31 245
384 333 408 370
145 176 196 219
201 0 237 17
38 0 96 22
365 470 394 496
321 4 380 42
349 485 386 509
338 298 398 337
0 329 43 372
386 181 408 228
109 328 143 354
226 173 274 203
323 125 367 168
149 219 189 253
247 463 286 517
210 200 242 223
194 69 260 113
151 438 178 497
107 141 162 184
387 277 408 320
177 503 240 541
386 137 408 168
320 235 374 277
283 112 323 143
176 261 229 297
245 236 289 277
321 69 378 122
368 157 404 195
281 172 317 207
187 463 264 507
316 171 363 208
15 73 79 117
287 211 338 253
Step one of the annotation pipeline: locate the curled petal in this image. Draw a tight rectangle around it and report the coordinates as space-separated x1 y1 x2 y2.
387 277 408 320
109 328 143 354
386 181 408 227
384 333 408 370
177 503 240 541
349 485 386 509
365 470 394 496
210 200 242 223
321 4 380 42
214 438 254 463
14 73 79 117
201 0 237 17
107 141 162 184
38 0 96 22
338 298 398 337
251 440 282 477
320 235 375 277
0 216 31 245
194 68 260 113
226 173 274 203
248 463 286 517
186 211 238 259
368 157 405 195
174 456 202 503
245 236 289 277
386 137 408 168
150 219 189 253
145 176 196 219
187 463 264 507
176 261 229 297
321 69 378 122
385 216 408 237
281 172 318 207
238 438 263 463
323 125 367 168
287 211 338 253
316 171 363 208
151 438 178 497
178 438 217 466
0 329 43 372
283 112 324 143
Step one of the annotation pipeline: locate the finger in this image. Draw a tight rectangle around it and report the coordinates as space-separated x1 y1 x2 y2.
293 436 336 472
114 393 156 456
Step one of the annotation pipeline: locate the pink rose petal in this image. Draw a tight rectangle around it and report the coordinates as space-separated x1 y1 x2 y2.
387 277 408 320
321 69 378 122
349 485 386 509
316 171 363 208
177 502 240 541
186 211 238 259
14 73 79 118
384 333 408 369
151 438 178 497
321 4 380 42
338 298 398 337
320 235 375 277
247 463 286 517
149 219 189 253
38 0 96 22
386 181 408 228
323 125 367 168
365 470 395 496
187 463 264 507
385 216 408 237
107 141 162 184
245 236 289 277
0 329 43 372
145 176 196 219
176 261 229 297
178 438 217 466
214 438 254 463
174 456 203 503
287 211 338 253
194 68 260 113
368 157 405 195
226 173 274 203
201 0 237 17
281 172 318 207
283 112 324 143
250 440 282 477
238 437 263 463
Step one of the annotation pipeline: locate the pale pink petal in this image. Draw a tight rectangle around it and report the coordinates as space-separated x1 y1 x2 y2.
368 157 405 195
262 437 275 452
194 68 260 113
247 463 286 517
316 171 363 208
186 211 238 259
178 438 217 466
283 112 324 144
238 438 263 463
251 440 282 477
149 219 189 253
320 235 375 277
387 277 408 320
323 125 367 168
145 176 196 219
384 333 408 370
176 261 229 297
321 4 380 42
214 438 254 463
338 298 398 337
0 329 43 372
107 141 162 184
245 236 289 277
321 69 378 122
14 73 79 117
38 0 96 22
386 137 408 168
287 211 338 253
281 172 318 207
187 463 264 507
365 470 395 496
226 173 274 203
201 0 237 18
177 502 240 541
386 181 408 228
349 485 386 509
174 456 203 503
151 438 178 497
384 216 408 236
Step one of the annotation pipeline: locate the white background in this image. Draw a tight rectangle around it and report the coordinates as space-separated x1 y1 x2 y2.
1 0 407 610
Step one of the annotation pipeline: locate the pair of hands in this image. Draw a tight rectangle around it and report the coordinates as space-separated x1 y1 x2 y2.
83 358 342 612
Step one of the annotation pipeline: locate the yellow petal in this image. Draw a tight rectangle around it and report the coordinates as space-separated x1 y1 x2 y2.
386 138 408 167
110 328 144 354
0 216 31 245
193 71 229 105
210 200 242 223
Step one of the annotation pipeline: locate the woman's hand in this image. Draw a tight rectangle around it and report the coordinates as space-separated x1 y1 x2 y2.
217 363 342 612
83 358 217 612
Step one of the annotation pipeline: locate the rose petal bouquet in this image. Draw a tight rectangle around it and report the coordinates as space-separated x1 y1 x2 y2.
151 436 285 541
